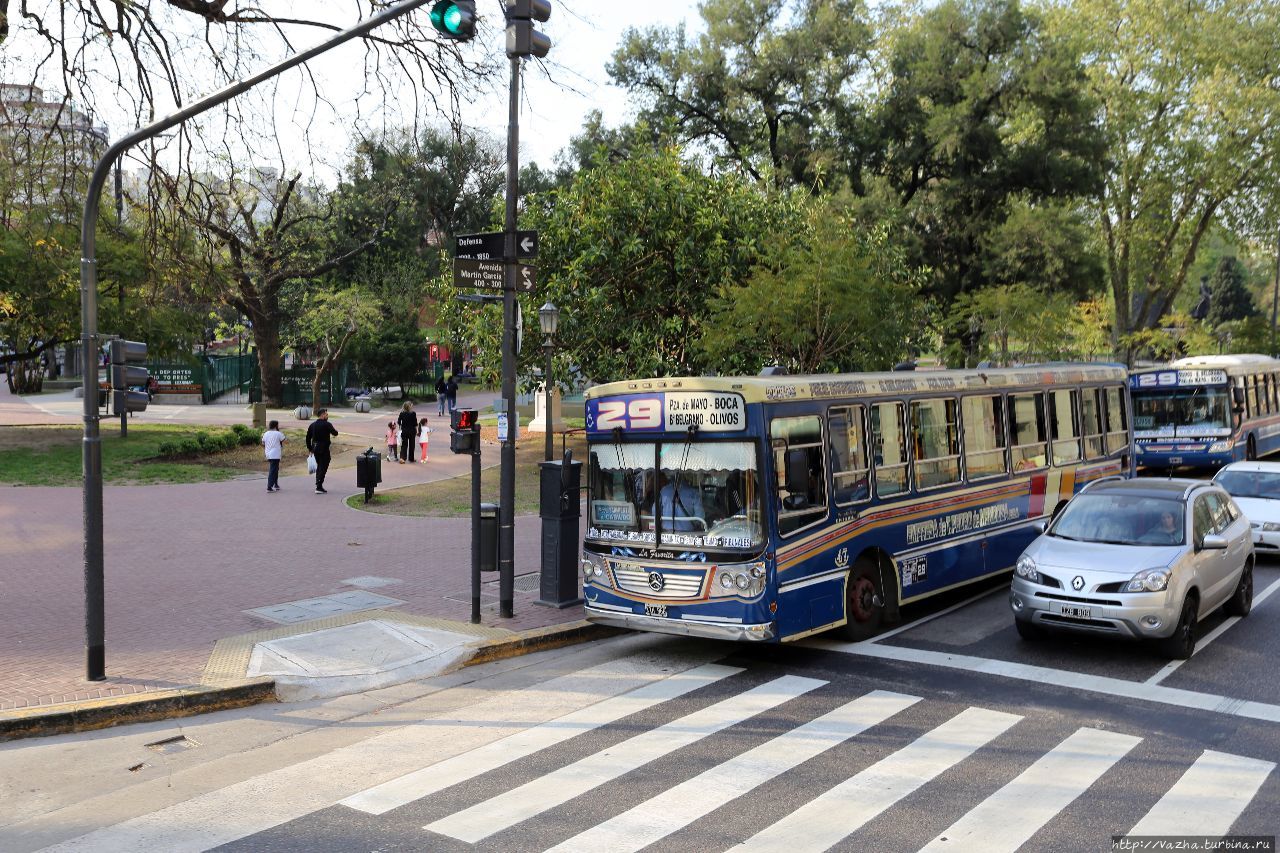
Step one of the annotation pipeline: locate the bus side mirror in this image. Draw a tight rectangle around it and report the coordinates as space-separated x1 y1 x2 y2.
1233 387 1246 411
784 448 809 495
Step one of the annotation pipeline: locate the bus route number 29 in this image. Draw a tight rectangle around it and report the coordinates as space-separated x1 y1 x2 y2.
596 398 663 431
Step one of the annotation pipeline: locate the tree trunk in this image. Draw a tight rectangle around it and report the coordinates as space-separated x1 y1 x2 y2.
254 324 284 405
311 368 324 414
6 357 45 394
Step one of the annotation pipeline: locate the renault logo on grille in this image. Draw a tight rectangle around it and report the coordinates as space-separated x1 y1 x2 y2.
1072 575 1085 591
647 572 665 592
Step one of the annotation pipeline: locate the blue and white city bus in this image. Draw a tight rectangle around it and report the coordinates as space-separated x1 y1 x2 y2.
1131 354 1280 471
580 365 1131 642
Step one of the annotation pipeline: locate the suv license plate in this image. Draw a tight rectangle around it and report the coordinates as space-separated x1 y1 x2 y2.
644 604 668 618
1058 604 1092 619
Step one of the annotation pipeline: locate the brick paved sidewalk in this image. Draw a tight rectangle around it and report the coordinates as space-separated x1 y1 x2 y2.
0 456 583 711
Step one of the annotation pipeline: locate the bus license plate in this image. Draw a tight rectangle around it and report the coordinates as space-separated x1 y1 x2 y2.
1057 604 1092 619
1168 456 1182 465
644 604 668 618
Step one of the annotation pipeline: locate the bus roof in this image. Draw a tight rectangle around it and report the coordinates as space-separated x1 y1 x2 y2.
585 363 1127 404
1169 354 1280 371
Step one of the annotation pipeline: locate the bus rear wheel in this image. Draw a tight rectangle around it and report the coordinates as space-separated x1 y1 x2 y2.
837 558 884 641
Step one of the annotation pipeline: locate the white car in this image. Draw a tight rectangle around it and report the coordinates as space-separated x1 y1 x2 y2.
1213 461 1280 556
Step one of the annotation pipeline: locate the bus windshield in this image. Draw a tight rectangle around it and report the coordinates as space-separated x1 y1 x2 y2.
1132 388 1231 437
586 440 764 552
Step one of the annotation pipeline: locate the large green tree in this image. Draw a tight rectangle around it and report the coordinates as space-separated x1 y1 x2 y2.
1205 256 1258 328
700 204 929 373
1046 0 1280 353
609 0 872 189
868 0 1105 308
437 147 803 384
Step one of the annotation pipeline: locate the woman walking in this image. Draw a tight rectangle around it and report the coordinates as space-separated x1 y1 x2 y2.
397 401 417 464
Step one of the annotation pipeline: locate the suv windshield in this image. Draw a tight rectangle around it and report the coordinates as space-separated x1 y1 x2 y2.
586 440 764 552
1132 388 1231 437
1216 469 1280 499
1050 493 1186 546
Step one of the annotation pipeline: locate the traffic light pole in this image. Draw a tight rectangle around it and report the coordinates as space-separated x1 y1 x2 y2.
471 429 482 624
499 54 520 619
78 0 436 680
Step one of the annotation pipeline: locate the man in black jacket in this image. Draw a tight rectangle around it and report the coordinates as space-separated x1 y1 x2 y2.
306 408 339 493
397 401 418 464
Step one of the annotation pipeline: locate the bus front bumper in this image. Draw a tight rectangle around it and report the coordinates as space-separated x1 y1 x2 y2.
584 605 776 642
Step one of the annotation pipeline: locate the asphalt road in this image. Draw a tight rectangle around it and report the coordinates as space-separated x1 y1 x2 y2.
8 576 1277 853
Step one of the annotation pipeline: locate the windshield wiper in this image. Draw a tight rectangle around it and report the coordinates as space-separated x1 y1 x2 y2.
1050 532 1080 541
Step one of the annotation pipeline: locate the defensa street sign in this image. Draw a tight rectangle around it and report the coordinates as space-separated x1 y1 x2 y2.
455 230 538 260
453 258 536 292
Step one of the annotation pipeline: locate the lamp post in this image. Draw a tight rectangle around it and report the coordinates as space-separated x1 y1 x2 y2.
538 301 559 461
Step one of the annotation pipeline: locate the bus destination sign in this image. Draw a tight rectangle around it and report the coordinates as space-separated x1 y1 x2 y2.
587 391 746 434
1130 369 1229 389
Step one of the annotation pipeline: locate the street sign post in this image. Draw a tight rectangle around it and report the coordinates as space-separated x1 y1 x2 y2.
456 230 538 260
454 258 536 292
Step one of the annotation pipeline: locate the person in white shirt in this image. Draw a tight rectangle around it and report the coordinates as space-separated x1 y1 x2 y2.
262 420 286 492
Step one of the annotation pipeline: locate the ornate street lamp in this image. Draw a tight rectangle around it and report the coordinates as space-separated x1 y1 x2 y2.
539 301 560 460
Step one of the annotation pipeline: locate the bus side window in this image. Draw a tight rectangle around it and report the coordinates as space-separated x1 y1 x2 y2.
962 394 1007 479
871 401 909 497
1081 388 1106 460
1010 392 1047 470
911 398 960 489
1050 389 1081 466
771 416 828 536
1104 386 1128 453
829 405 870 505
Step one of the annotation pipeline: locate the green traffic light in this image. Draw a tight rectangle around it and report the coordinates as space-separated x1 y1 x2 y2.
430 0 475 39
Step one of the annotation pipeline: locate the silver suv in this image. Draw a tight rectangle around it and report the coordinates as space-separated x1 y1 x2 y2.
1010 478 1254 659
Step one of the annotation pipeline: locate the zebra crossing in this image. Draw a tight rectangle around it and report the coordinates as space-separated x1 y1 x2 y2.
335 669 1274 852
32 660 1277 853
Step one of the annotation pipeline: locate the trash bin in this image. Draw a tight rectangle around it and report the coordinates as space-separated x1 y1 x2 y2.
479 502 499 572
356 447 382 503
354 396 371 413
537 455 583 608
251 402 266 429
295 404 311 420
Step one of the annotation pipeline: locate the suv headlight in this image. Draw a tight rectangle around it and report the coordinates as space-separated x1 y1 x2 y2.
1124 568 1169 592
1015 555 1041 584
1262 522 1280 532
1208 441 1233 454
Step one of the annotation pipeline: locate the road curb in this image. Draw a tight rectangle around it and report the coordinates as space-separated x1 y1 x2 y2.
464 620 625 667
0 620 622 742
0 679 277 743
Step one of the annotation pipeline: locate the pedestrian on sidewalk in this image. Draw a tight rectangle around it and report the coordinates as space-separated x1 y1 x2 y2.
262 419 285 492
418 416 430 462
446 375 458 413
397 401 417 464
435 376 447 416
306 408 339 493
385 421 398 463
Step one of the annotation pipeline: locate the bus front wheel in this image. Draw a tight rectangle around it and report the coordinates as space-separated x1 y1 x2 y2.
837 558 884 641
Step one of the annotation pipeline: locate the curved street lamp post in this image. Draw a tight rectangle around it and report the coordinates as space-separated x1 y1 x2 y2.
538 301 559 461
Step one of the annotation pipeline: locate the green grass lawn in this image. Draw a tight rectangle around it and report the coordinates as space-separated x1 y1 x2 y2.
0 424 316 486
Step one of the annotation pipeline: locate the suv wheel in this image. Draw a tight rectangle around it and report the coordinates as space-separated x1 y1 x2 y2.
1156 596 1198 660
1225 559 1253 617
1015 618 1046 641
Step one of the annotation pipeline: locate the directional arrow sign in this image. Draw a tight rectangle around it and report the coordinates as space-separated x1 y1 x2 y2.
455 230 538 260
453 258 536 292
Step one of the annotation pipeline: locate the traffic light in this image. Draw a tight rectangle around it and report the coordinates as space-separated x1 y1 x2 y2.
430 0 476 41
451 408 479 454
110 339 149 414
505 0 551 58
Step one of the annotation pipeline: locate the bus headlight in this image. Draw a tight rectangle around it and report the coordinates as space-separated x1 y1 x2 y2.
582 554 608 584
1208 441 1233 454
720 572 735 590
734 574 751 591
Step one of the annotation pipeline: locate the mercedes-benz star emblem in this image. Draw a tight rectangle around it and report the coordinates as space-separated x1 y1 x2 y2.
1072 575 1085 591
647 571 665 592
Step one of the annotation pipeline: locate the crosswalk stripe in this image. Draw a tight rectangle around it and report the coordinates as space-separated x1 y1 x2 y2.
546 690 922 853
424 674 828 843
734 706 1023 853
918 727 1141 852
1129 749 1276 837
340 662 743 815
